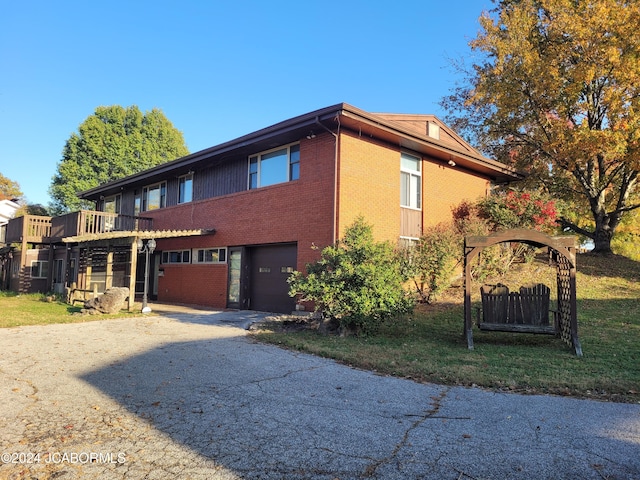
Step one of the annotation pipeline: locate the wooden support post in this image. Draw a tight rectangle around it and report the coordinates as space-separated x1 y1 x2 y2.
106 246 114 290
19 234 28 293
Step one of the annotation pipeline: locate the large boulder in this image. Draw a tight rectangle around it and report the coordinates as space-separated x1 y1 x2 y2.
81 287 130 315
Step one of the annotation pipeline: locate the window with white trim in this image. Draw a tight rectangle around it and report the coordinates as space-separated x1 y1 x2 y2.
31 260 49 279
161 250 191 264
193 247 227 264
103 194 121 214
178 173 193 204
142 182 167 211
400 153 422 209
249 143 300 189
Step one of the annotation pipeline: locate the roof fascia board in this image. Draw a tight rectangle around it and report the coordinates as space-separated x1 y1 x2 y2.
79 104 344 199
337 107 522 181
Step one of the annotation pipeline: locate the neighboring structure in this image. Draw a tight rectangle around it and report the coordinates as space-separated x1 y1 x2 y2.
0 199 20 230
0 103 522 312
0 199 20 289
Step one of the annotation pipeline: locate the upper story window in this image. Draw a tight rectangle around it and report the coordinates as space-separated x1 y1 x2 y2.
142 182 167 211
134 190 142 216
103 194 121 214
401 153 421 210
178 173 193 204
249 143 300 189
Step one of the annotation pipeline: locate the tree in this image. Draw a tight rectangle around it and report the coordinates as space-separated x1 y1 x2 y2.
49 105 189 213
442 0 640 254
288 218 414 335
0 173 23 201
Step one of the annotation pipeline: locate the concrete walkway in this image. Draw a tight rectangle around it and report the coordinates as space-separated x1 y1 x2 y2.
0 306 638 479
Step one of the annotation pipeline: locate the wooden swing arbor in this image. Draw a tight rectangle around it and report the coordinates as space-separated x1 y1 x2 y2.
464 229 582 356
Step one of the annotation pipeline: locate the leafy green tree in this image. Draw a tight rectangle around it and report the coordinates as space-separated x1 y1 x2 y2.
0 173 23 201
288 218 414 335
49 105 189 213
442 0 640 254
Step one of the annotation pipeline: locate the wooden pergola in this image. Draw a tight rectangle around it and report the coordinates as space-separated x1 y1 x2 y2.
464 229 582 356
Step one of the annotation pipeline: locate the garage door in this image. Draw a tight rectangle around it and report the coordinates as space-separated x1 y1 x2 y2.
249 244 297 313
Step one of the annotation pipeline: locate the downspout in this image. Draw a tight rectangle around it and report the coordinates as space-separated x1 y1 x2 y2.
314 115 340 243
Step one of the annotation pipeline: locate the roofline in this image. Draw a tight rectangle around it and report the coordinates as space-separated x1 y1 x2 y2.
337 104 523 182
79 102 522 199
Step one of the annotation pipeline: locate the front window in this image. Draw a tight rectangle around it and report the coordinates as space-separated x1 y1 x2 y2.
161 250 191 264
31 261 48 279
401 153 421 210
143 182 167 211
249 143 300 189
178 173 193 204
193 247 227 264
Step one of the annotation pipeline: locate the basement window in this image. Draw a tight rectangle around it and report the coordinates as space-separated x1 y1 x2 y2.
31 260 49 279
193 247 227 264
161 250 191 264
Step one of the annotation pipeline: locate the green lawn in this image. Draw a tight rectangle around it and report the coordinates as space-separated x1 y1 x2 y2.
0 292 139 327
253 253 640 403
2 254 638 402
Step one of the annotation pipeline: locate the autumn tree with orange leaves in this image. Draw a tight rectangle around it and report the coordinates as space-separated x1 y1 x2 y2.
442 0 640 254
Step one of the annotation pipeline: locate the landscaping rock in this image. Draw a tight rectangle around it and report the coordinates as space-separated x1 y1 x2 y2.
81 287 130 315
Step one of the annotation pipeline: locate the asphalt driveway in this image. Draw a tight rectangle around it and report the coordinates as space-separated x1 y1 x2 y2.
0 307 639 479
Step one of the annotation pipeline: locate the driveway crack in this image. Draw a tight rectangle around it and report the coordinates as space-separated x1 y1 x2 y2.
361 387 453 478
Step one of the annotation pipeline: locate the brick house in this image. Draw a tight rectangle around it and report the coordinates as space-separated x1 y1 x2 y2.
0 103 521 312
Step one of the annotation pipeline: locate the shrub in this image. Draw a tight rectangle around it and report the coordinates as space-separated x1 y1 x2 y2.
288 218 414 335
476 189 558 233
400 222 461 304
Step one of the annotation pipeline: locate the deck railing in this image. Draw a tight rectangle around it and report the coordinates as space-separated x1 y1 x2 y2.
49 211 154 241
4 215 52 244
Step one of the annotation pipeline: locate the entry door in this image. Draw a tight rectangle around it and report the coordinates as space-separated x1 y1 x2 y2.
249 244 297 313
227 247 248 310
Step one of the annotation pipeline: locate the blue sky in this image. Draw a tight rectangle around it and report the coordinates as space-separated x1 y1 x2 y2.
0 0 494 206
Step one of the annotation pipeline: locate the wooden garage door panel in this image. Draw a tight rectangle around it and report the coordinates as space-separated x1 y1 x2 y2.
250 244 296 313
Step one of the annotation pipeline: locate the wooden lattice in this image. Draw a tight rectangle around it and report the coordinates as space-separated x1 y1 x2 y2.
555 252 582 356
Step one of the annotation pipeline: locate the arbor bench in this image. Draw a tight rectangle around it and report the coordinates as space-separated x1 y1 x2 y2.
476 283 557 335
464 229 582 356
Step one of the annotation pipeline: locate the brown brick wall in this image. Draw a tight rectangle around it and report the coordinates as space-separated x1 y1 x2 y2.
422 160 490 228
158 264 228 307
337 130 400 242
141 129 491 308
149 133 337 306
337 130 490 240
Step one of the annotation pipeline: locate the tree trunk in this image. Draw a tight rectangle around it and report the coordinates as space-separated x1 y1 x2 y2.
591 224 614 255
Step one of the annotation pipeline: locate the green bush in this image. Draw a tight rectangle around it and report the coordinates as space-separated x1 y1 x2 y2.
288 218 414 335
400 222 461 304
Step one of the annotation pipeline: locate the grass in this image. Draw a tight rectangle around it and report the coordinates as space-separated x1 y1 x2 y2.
252 253 640 403
0 292 139 328
1 253 638 402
